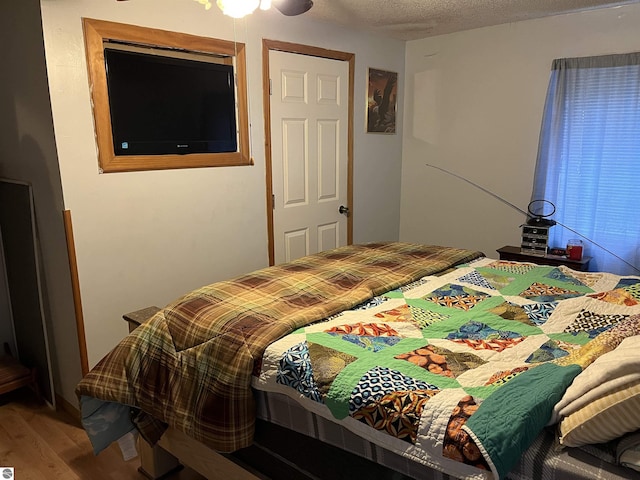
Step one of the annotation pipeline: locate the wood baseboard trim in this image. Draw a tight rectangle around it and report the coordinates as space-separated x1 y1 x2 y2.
56 392 80 421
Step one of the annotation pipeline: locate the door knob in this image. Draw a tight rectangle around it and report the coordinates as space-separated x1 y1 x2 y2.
339 205 350 216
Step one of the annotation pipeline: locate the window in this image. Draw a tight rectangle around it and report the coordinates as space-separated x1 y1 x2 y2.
82 18 251 172
532 53 640 275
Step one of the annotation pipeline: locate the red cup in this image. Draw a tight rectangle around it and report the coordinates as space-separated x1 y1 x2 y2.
567 240 583 260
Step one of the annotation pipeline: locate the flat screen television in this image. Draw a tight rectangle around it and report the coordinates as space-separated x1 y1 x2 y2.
104 48 238 156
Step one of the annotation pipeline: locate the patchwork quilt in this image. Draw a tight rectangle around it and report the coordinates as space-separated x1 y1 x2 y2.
253 257 640 480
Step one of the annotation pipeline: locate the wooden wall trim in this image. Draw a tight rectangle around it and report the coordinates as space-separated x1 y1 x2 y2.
56 392 80 421
82 18 252 173
63 210 89 376
261 41 275 266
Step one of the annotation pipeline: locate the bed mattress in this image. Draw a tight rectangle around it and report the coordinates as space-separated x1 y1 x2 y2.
253 355 639 480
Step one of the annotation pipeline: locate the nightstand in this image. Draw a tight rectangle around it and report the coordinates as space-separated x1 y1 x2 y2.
496 245 591 271
123 306 160 333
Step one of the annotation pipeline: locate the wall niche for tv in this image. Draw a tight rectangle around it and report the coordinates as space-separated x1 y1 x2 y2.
82 18 251 173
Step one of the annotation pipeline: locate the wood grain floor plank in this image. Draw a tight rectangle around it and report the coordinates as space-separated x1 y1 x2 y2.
19 403 136 480
0 410 81 480
0 391 205 480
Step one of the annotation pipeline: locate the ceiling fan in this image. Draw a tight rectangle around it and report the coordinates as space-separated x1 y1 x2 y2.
272 0 313 16
116 0 313 17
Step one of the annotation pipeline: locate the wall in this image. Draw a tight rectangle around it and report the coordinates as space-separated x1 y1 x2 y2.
0 0 80 405
39 0 406 398
400 4 640 258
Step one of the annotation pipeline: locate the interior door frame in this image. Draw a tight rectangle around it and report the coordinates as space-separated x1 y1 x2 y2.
262 39 354 266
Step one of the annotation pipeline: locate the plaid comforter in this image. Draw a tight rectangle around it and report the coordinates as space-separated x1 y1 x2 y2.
76 242 482 453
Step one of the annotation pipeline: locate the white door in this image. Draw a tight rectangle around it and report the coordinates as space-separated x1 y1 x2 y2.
270 50 349 264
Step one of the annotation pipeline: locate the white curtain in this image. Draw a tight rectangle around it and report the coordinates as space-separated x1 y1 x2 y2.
531 53 640 275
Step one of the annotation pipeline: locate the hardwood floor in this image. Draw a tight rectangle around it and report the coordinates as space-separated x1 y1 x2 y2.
0 389 205 480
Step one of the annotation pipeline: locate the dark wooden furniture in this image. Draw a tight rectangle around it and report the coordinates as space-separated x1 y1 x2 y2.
124 306 161 333
0 343 40 400
497 245 591 271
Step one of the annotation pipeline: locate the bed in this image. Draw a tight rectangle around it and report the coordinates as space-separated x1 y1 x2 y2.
76 242 640 479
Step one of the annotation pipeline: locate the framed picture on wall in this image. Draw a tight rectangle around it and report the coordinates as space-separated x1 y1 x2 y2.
366 68 398 134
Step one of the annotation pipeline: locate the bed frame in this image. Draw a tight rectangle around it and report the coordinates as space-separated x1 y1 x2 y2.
137 421 640 480
137 419 443 480
137 428 258 479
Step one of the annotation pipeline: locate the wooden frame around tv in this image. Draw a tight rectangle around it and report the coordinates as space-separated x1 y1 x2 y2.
82 18 251 173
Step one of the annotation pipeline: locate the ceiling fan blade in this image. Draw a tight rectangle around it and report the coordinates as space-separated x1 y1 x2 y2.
272 0 313 16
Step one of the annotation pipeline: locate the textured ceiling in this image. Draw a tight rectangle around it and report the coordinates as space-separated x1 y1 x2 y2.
303 0 640 40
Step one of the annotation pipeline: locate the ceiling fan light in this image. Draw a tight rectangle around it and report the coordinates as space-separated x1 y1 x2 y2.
194 0 213 9
260 0 272 10
216 0 260 18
